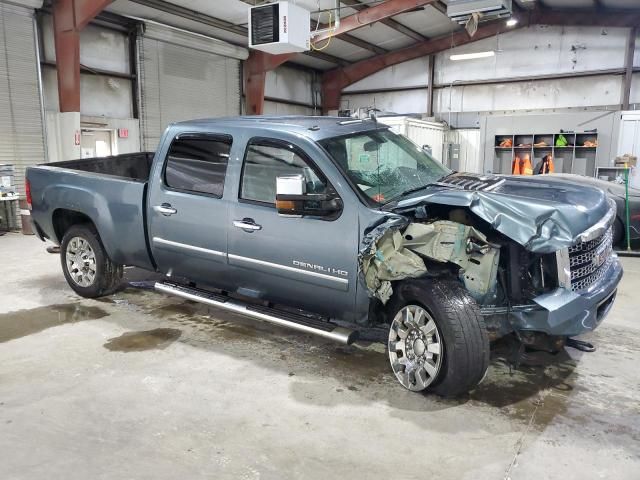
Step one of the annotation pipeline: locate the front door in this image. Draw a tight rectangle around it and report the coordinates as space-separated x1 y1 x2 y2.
147 132 234 289
227 138 359 320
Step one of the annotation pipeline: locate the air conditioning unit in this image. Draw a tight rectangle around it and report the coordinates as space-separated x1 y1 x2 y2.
248 1 310 54
447 0 512 24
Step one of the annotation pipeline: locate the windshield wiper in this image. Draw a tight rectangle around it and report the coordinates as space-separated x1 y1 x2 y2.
383 173 454 206
380 184 434 209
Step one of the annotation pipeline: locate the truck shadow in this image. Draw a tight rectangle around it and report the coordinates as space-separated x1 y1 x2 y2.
101 281 580 430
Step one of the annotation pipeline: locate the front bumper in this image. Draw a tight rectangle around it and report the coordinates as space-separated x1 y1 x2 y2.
483 256 623 338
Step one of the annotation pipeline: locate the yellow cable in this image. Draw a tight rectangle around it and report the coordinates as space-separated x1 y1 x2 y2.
311 11 333 51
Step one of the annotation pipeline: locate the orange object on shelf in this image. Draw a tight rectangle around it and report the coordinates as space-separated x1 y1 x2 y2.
521 154 533 175
583 139 598 147
512 155 521 175
539 154 555 174
499 138 513 148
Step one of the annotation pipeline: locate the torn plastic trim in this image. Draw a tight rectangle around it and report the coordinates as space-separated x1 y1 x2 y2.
359 217 501 305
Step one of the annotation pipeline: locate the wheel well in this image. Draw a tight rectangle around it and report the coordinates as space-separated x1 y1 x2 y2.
52 209 96 243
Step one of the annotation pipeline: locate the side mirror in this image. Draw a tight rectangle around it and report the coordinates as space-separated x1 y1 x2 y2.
275 174 342 218
422 145 432 156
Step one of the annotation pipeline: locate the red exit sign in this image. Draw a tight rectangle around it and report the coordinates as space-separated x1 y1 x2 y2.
118 128 129 138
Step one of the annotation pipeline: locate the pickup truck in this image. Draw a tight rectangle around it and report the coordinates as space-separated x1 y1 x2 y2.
26 116 623 396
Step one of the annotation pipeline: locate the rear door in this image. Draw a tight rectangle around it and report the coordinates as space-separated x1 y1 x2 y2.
227 137 359 320
147 132 234 289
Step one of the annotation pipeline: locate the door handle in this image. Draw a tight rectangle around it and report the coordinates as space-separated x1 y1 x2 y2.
153 203 177 216
233 218 262 231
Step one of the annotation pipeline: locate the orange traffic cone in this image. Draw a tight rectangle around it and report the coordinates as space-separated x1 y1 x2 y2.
522 154 533 175
512 155 521 175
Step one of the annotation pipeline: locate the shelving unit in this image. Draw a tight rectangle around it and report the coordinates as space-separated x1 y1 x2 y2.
493 132 599 176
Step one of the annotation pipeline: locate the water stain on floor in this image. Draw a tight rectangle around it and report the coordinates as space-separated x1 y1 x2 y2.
0 304 108 343
103 328 182 352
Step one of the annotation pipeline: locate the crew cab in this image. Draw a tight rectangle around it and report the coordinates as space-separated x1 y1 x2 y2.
26 116 623 396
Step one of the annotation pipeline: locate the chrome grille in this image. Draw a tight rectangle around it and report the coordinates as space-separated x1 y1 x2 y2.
568 227 613 292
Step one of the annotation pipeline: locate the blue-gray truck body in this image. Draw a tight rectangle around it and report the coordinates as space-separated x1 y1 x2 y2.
26 116 622 341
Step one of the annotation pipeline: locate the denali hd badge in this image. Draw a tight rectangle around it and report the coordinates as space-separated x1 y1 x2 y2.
293 260 348 277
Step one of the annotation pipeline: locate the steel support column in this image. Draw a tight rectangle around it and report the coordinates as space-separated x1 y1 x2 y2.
52 0 113 112
426 54 434 117
244 51 295 115
622 26 638 110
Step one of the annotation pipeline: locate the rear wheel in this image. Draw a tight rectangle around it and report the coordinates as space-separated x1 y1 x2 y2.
387 279 490 396
60 224 123 298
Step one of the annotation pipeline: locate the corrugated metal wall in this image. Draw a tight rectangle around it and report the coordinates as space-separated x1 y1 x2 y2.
380 117 446 163
138 23 246 150
444 129 482 173
0 2 45 225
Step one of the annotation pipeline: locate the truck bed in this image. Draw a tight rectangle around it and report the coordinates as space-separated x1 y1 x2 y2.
47 152 154 182
26 152 156 271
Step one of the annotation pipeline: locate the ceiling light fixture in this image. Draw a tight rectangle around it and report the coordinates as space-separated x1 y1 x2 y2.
450 51 495 61
506 18 518 27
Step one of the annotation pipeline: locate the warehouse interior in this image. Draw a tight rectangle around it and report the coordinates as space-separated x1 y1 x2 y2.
1 1 640 478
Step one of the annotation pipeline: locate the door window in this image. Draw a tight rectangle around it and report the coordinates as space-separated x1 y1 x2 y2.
240 139 327 205
164 135 231 197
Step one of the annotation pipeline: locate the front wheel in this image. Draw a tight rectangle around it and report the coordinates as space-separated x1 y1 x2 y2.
60 224 123 298
387 279 490 396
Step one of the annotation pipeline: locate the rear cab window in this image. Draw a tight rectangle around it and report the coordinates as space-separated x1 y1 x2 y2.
164 134 232 197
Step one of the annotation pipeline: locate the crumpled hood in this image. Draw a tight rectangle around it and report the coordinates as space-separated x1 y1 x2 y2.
392 173 613 253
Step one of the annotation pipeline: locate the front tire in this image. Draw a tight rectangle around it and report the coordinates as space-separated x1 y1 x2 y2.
387 279 490 397
60 224 123 298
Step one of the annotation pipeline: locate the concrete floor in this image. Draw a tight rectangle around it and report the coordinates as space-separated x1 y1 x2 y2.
0 233 638 480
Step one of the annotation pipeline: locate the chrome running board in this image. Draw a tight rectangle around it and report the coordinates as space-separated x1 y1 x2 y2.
155 281 357 345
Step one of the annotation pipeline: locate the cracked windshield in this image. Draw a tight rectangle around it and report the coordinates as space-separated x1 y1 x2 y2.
320 129 450 205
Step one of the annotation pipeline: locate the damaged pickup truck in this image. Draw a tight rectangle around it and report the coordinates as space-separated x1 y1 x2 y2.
26 116 623 396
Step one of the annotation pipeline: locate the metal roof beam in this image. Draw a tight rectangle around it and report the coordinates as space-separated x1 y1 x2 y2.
530 8 640 27
339 0 428 41
321 7 640 111
127 0 348 66
313 0 437 43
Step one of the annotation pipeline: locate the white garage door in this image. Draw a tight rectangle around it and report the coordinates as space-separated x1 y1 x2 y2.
0 2 45 198
138 23 247 150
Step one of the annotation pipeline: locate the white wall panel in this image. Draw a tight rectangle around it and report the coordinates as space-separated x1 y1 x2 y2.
139 34 240 150
630 72 640 104
338 26 639 118
435 26 629 85
263 101 314 116
445 129 482 173
344 57 430 92
0 3 45 200
342 89 429 115
379 117 446 163
41 15 130 74
265 66 314 106
43 69 133 118
434 74 623 114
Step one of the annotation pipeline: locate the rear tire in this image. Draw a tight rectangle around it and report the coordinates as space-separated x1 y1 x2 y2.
60 224 123 298
387 278 490 397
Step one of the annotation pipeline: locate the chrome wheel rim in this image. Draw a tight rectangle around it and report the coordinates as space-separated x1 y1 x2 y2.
65 236 97 287
388 305 443 391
